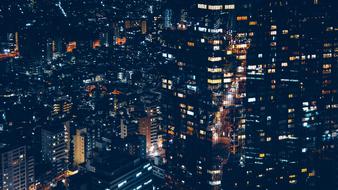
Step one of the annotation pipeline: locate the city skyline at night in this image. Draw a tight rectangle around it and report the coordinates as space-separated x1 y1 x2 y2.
0 0 337 190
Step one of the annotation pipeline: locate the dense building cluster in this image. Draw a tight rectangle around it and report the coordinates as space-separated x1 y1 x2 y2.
0 0 337 190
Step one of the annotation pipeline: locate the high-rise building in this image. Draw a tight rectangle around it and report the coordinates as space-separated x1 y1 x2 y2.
46 38 53 62
161 0 244 189
139 116 152 152
240 0 338 189
73 128 93 166
163 9 173 29
0 145 34 190
139 103 161 155
41 124 69 176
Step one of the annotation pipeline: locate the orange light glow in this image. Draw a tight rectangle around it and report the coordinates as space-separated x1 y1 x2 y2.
92 40 101 49
66 41 77 52
0 51 19 60
112 89 122 95
116 37 126 45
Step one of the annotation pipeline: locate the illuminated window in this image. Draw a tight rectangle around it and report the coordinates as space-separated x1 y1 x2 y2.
248 97 256 102
309 172 315 177
268 69 275 73
224 4 235 9
282 30 289 34
177 93 185 98
210 40 222 45
208 5 223 10
289 56 297 61
323 64 331 69
237 55 246 60
207 79 222 84
323 53 332 58
249 21 257 26
290 34 300 39
235 44 247 48
224 78 231 83
323 43 332 47
208 68 222 73
187 41 195 47
197 4 207 9
187 110 194 116
288 119 293 124
237 16 248 21
209 28 223 33
208 57 222 62
213 46 220 51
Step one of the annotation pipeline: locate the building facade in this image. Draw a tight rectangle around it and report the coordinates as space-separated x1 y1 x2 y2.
0 145 34 190
161 0 244 189
242 0 338 189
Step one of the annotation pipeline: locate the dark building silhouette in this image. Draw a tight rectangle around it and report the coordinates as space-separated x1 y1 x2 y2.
239 0 338 189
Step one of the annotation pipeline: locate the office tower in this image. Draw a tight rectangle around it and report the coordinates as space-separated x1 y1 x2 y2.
41 124 69 176
138 116 152 151
226 0 261 152
242 0 338 189
90 151 153 190
164 9 173 29
161 0 243 189
46 38 53 62
73 128 93 166
139 100 161 155
73 128 86 166
145 104 161 155
0 145 34 190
